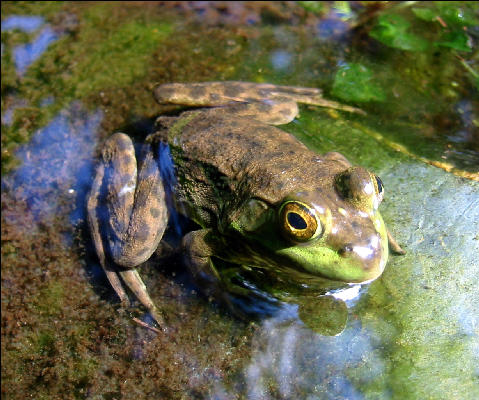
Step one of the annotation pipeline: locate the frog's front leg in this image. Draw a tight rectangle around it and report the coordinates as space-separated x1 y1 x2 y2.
87 133 167 326
182 230 249 313
182 229 223 298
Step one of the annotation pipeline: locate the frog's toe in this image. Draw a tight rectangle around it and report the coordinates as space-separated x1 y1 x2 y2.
119 269 165 327
387 230 406 255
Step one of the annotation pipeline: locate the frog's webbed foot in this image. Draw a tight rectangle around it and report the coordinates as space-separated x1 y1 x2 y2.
387 230 406 255
154 81 364 126
87 133 168 327
249 83 365 116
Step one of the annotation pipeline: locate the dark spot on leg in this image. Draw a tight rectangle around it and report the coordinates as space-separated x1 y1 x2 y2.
259 103 273 113
351 221 360 230
189 85 207 99
134 193 148 210
224 84 243 98
209 92 221 102
135 224 151 242
269 151 284 158
228 120 240 128
151 184 162 197
150 207 162 219
277 162 291 171
155 84 177 102
110 219 128 237
250 139 264 150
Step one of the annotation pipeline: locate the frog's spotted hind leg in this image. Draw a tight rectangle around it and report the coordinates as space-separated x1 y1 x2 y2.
87 161 130 305
154 81 364 126
244 82 364 115
119 269 164 326
87 132 167 327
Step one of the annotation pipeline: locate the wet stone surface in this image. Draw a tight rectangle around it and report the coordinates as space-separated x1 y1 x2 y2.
2 2 479 399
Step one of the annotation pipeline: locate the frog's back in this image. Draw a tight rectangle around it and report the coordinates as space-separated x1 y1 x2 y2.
173 111 316 188
161 109 346 226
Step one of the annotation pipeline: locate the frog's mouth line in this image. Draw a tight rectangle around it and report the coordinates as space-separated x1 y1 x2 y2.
217 214 387 286
219 262 351 295
218 241 381 289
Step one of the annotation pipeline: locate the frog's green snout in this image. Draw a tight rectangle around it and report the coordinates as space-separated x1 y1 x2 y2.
275 165 390 284
329 166 388 282
334 235 387 282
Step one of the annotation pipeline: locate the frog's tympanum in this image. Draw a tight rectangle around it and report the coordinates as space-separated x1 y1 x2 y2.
87 82 404 328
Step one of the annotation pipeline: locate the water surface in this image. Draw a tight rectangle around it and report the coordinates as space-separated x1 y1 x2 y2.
1 2 478 399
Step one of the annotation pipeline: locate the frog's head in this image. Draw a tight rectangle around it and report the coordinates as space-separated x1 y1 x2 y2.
231 166 389 284
274 166 388 283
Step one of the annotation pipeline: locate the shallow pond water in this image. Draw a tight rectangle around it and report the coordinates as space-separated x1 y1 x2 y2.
2 2 478 399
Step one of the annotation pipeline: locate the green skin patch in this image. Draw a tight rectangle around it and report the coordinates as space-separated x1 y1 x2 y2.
275 220 388 283
225 202 388 286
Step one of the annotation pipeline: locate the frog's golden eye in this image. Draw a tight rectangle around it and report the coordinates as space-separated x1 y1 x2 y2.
279 201 322 243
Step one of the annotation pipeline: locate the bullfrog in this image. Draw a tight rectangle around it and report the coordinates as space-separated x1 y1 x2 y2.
87 81 404 327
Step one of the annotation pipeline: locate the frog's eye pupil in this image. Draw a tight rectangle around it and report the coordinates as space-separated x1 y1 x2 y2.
279 201 322 243
375 176 384 194
287 212 307 230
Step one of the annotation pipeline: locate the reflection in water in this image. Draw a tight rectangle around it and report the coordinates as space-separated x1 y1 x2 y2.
316 5 352 40
216 312 382 399
1 98 28 126
444 99 479 169
270 50 292 71
210 159 479 398
2 15 60 75
1 15 44 33
327 283 362 302
317 18 349 40
13 26 59 74
2 102 103 225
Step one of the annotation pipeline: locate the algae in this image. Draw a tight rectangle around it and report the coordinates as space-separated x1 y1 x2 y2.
2 1 478 399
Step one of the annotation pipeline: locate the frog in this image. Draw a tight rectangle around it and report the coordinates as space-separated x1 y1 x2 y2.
87 81 405 327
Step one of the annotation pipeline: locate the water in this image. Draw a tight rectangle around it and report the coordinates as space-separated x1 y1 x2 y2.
2 103 102 224
2 15 59 75
1 2 478 399
2 15 44 33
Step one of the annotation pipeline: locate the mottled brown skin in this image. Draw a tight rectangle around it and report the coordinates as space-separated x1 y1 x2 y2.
87 81 403 327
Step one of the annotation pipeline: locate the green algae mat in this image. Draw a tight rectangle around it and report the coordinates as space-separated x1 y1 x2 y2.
2 2 478 399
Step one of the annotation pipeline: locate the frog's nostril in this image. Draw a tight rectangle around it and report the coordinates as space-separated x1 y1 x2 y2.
338 244 353 256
